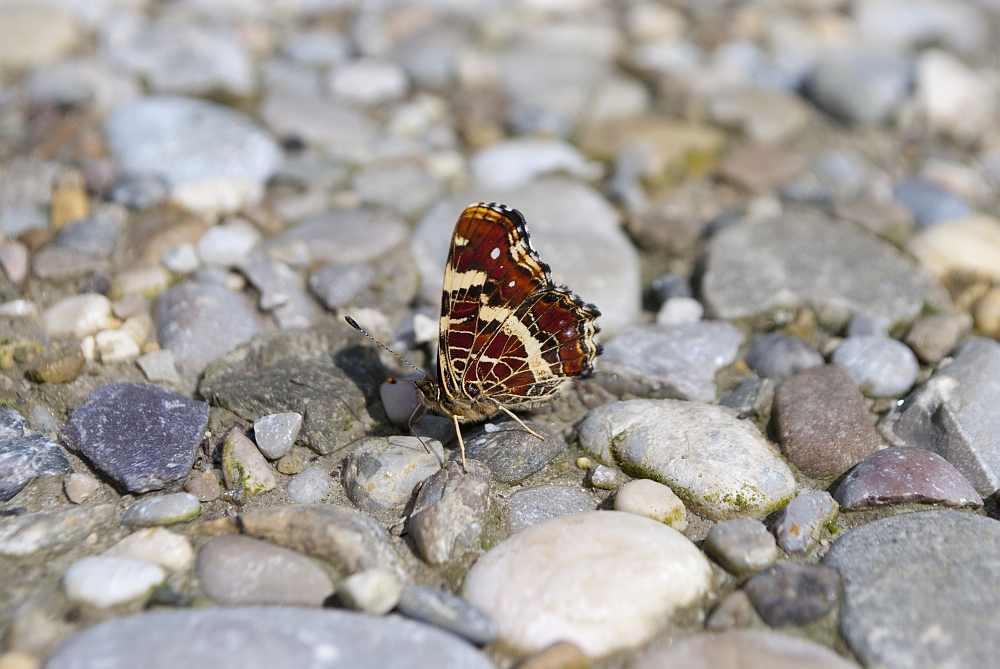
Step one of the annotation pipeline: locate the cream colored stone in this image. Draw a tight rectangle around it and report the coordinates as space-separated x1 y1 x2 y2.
121 313 153 345
110 264 171 299
95 329 140 363
0 6 80 69
43 294 116 339
906 215 1000 281
104 528 194 573
973 288 1000 337
614 479 688 531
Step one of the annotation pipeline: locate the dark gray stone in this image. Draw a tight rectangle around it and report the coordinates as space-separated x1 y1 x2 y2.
60 383 209 493
806 49 912 125
459 419 565 483
309 263 377 310
893 177 972 228
410 460 491 565
743 563 840 627
704 518 778 576
719 376 775 418
55 206 125 258
744 333 824 380
772 490 838 554
647 273 693 310
396 586 498 646
47 608 493 669
0 408 71 501
881 338 1000 496
824 510 1000 669
505 486 597 533
834 447 982 509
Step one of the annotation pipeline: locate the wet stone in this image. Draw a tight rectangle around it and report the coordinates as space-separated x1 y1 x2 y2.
410 460 491 565
705 591 759 632
337 569 403 615
343 436 444 514
0 504 115 557
197 535 333 607
743 563 841 627
60 383 208 493
0 408 71 501
832 336 920 398
460 419 564 484
122 492 201 527
772 365 880 478
772 490 838 555
704 518 778 576
894 177 972 228
287 465 329 504
598 322 744 402
505 486 597 534
47 608 493 669
308 263 376 310
834 447 981 509
63 556 167 609
221 428 276 498
904 312 973 364
104 527 194 573
398 586 498 646
744 333 824 380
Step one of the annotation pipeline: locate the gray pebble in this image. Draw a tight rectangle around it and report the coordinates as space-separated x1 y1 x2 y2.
253 412 303 460
410 460 490 565
505 486 597 534
136 349 182 385
309 262 377 310
705 518 778 576
706 590 759 631
287 465 329 504
893 177 972 228
110 175 167 209
832 335 919 397
122 492 201 527
352 163 441 218
397 586 499 646
745 333 824 380
772 491 838 554
343 436 444 514
806 48 912 125
460 419 564 483
743 563 841 627
587 463 623 490
239 251 318 331
55 205 125 259
32 246 107 282
0 408 71 502
846 313 890 337
719 376 775 418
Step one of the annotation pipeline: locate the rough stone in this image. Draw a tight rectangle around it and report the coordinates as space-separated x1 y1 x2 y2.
287 466 329 504
343 436 444 514
0 504 115 557
460 419 565 483
0 409 71 501
410 460 491 565
397 586 498 646
221 428 277 498
505 486 597 534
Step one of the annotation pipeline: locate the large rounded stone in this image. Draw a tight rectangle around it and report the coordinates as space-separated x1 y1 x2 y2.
627 630 860 669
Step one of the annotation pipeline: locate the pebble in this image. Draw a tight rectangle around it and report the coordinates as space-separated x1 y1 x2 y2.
598 322 744 402
835 199 915 245
110 175 167 209
336 569 403 615
469 138 596 191
831 335 919 398
701 211 949 327
63 556 167 609
916 49 995 144
60 383 209 493
26 350 85 384
284 30 350 67
0 652 41 669
397 586 498 646
286 465 329 504
744 333 824 380
31 246 107 282
613 479 687 531
240 251 318 331
704 518 778 576
857 0 986 54
162 243 199 273
54 206 125 259
587 464 623 490
743 563 840 627
308 263 377 310
628 629 861 668
95 329 140 363
905 214 1000 282
221 427 277 498
197 535 333 607
806 49 911 125
834 447 981 509
772 365 880 478
110 264 171 299
0 6 80 69
266 208 408 266
505 486 597 534
0 408 71 501
153 282 266 375
103 528 194 573
772 490 838 555
825 510 1000 668
258 94 376 159
352 164 441 218
517 642 590 669
329 58 409 106
0 504 114 557
706 591 759 631
42 294 116 340
252 412 303 461
974 288 1000 337
0 299 38 320
410 460 491 565
460 419 565 483
0 241 28 283
708 87 809 144
893 177 973 228
464 511 712 657
122 492 201 527
579 400 797 519
135 349 181 385
655 297 703 325
342 436 444 514
647 272 693 308
719 144 807 193
196 219 261 267
63 472 100 504
47 608 493 669
184 469 220 502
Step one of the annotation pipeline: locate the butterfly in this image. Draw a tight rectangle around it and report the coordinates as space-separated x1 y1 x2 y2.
413 202 602 468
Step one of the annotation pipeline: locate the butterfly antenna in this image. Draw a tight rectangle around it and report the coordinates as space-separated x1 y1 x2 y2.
345 316 429 379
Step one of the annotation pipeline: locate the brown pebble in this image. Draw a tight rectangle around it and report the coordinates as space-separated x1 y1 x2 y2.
49 185 89 230
719 143 807 193
185 469 221 502
277 449 307 475
26 350 84 384
517 641 589 669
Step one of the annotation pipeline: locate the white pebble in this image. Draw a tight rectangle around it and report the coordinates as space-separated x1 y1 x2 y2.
337 569 403 614
122 493 201 527
136 349 182 384
253 412 303 460
64 472 100 504
287 465 329 504
614 479 688 531
80 336 96 361
412 313 438 344
0 300 37 319
162 243 200 274
43 294 116 339
95 329 140 363
120 314 152 345
63 556 166 608
656 297 703 325
196 218 261 268
329 58 409 106
103 528 194 573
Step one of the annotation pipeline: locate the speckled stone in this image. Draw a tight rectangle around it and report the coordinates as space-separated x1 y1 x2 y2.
772 491 838 554
743 563 841 627
704 518 778 576
459 420 565 484
410 460 491 565
122 493 201 527
505 486 597 534
286 465 329 504
0 409 71 502
834 447 982 509
0 504 115 557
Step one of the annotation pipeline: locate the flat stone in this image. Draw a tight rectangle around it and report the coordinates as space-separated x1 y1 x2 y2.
308 263 377 310
857 1 986 54
351 164 441 218
0 409 71 501
122 493 201 527
63 556 166 609
905 312 972 364
505 486 597 534
197 219 261 268
805 48 912 125
705 518 778 576
894 177 973 228
136 350 181 385
743 563 841 627
410 460 491 565
398 586 498 646
719 144 807 193
43 294 116 340
469 138 596 191
287 465 329 504
613 479 687 531
835 447 982 509
95 330 141 364
31 247 106 282
772 490 838 554
336 569 403 615
258 94 376 159
110 265 171 299
832 336 919 398
343 436 444 514
598 322 744 402
60 383 209 493
221 428 277 498
579 400 797 519
47 608 493 669
701 211 948 329
772 365 880 478
906 215 1000 281
824 510 1000 669
0 504 115 557
197 535 332 607
460 419 565 484
265 208 408 266
103 528 194 573
627 629 861 669
463 511 712 657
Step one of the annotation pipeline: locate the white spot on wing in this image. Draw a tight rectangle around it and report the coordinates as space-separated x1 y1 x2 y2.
508 280 515 287
491 247 500 259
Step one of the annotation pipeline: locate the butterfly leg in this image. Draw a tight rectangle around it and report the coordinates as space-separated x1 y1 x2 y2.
453 414 467 473
497 404 544 440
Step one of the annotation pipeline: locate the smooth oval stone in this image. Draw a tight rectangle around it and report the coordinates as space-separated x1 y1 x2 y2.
772 491 838 554
704 518 778 576
505 486 597 534
47 608 493 669
397 586 498 646
463 511 712 657
122 493 201 527
342 436 444 514
0 504 114 557
744 333 824 380
772 365 880 478
627 629 861 669
824 510 1000 669
613 479 687 531
904 312 973 364
197 535 333 607
460 419 565 483
743 563 841 627
409 460 490 565
579 400 797 519
905 215 1000 282
832 336 919 397
287 465 329 504
63 556 167 608
336 569 403 615
103 528 194 573
252 412 303 461
834 447 982 509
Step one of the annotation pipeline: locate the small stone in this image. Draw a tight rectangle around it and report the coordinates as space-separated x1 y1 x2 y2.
709 87 810 143
110 264 171 299
43 294 116 340
973 288 1000 338
742 563 841 627
308 263 377 310
329 58 408 106
253 412 303 460
720 144 807 193
0 300 37 320
894 177 972 228
575 457 592 470
55 206 125 259
410 460 491 565
460 419 565 484
111 293 146 320
49 183 89 230
95 330 141 364
221 428 277 498
63 556 167 609
0 652 41 669
772 491 838 554
506 486 597 534
352 164 441 218
103 528 194 573
184 469 220 502
276 451 307 476
120 314 152 346
655 297 703 325
517 642 590 669
397 586 498 646
629 629 861 668
110 175 167 210
806 48 911 125
905 215 1000 282
0 242 29 283
705 591 759 631
162 243 199 274
287 465 329 504
31 247 106 283
905 312 973 364
835 447 982 509
26 350 84 384
136 349 182 385
832 335 919 398
122 492 201 527
196 219 262 268
719 377 775 418
613 479 687 531
63 473 100 504
343 436 444 514
336 569 403 615
745 333 824 380
1 410 71 501
587 464 623 490
705 518 778 576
